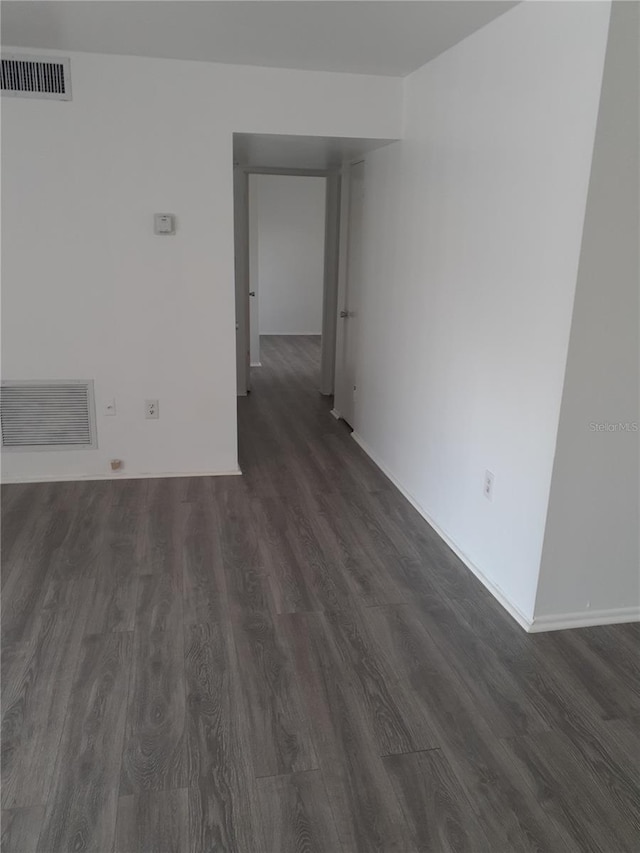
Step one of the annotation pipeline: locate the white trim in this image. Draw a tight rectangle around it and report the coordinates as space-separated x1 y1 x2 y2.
1 468 242 485
528 607 640 632
239 166 329 177
350 432 534 633
260 332 322 337
250 362 262 367
330 408 341 420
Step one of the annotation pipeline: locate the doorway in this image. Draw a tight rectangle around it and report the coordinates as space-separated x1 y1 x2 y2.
233 134 397 441
234 165 340 398
333 159 365 428
249 173 327 374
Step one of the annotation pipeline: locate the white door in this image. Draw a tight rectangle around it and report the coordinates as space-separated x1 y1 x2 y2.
337 160 365 427
234 166 250 394
248 174 260 368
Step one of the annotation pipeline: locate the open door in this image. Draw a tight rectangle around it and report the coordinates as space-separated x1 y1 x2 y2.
234 165 250 395
335 159 365 427
319 172 341 396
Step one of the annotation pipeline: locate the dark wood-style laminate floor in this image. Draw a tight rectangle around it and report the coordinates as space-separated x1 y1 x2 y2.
2 334 639 853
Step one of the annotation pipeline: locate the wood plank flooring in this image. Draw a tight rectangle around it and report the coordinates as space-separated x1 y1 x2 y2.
2 334 639 852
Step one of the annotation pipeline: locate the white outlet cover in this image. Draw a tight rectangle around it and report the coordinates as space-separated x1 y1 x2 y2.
484 470 494 500
145 399 159 419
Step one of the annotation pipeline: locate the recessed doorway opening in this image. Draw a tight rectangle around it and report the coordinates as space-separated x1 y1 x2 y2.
232 133 397 438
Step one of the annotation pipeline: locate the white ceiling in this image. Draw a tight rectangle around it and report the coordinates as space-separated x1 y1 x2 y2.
1 1 517 78
234 133 397 169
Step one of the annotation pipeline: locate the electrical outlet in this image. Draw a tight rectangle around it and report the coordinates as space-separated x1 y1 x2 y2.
483 470 494 501
145 399 159 419
104 398 116 416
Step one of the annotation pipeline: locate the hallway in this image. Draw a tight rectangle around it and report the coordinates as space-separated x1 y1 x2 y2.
1 335 639 852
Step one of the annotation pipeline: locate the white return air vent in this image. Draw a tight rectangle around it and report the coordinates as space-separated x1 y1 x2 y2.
1 54 71 100
1 381 97 451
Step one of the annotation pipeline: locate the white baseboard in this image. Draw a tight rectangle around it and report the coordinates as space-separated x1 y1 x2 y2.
351 432 640 633
528 607 640 632
250 362 262 367
330 408 341 420
1 468 242 485
261 332 322 337
350 432 534 633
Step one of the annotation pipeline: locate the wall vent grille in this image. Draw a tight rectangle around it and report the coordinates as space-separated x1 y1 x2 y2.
1 54 71 100
1 381 97 451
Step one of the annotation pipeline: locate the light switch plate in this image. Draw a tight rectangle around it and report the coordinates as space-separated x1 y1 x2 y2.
154 213 175 235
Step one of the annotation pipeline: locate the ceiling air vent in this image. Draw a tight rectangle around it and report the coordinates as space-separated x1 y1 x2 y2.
1 381 97 451
1 54 71 100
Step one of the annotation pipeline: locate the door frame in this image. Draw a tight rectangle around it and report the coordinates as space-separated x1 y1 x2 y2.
333 158 366 422
234 164 341 396
234 165 250 395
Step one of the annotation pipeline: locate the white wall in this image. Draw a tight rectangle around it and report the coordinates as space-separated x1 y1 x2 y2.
534 2 640 628
341 1 611 623
250 174 326 339
1 49 401 481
